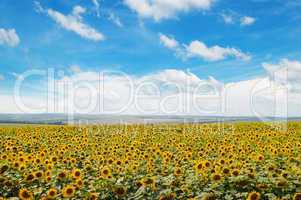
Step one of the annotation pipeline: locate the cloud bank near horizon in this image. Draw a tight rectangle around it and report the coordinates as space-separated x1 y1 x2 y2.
1 59 300 117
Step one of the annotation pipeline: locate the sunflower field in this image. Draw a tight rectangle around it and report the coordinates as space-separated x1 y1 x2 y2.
0 122 301 200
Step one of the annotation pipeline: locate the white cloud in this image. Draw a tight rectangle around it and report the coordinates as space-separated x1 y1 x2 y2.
72 5 86 19
3 67 300 117
159 33 251 61
35 2 104 41
186 40 251 61
263 59 301 92
0 94 49 114
0 74 4 81
220 12 257 26
34 1 43 13
69 65 81 73
159 33 179 49
108 13 123 27
221 13 234 24
0 28 20 47
223 77 291 117
240 16 256 26
124 0 215 21
91 0 100 17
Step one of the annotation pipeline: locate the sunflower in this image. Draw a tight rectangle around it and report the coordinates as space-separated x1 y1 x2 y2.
19 188 33 200
203 160 211 168
107 158 114 165
51 156 58 163
195 161 203 172
62 185 75 198
114 186 126 197
35 158 41 164
247 191 260 200
34 171 43 179
231 169 240 177
1 154 8 160
219 159 226 165
174 167 182 176
72 168 81 179
87 192 98 200
25 173 35 182
76 179 84 188
143 177 155 187
45 176 52 182
115 159 122 166
222 168 230 176
47 188 57 199
13 161 20 169
84 163 93 171
211 173 222 181
101 166 111 178
19 164 26 171
257 155 264 162
57 171 67 180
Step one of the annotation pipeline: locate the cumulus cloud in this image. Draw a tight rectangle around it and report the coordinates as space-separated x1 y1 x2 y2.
0 28 20 47
4 65 299 117
240 16 256 26
35 2 104 41
159 33 179 49
124 0 215 21
186 40 251 61
159 33 251 61
263 59 301 92
69 65 81 73
4 69 219 114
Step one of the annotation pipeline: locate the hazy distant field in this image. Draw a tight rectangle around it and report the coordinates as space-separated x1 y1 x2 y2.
0 123 52 127
0 114 297 125
1 122 301 199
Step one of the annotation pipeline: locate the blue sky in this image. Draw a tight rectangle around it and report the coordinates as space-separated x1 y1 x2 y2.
0 0 301 115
